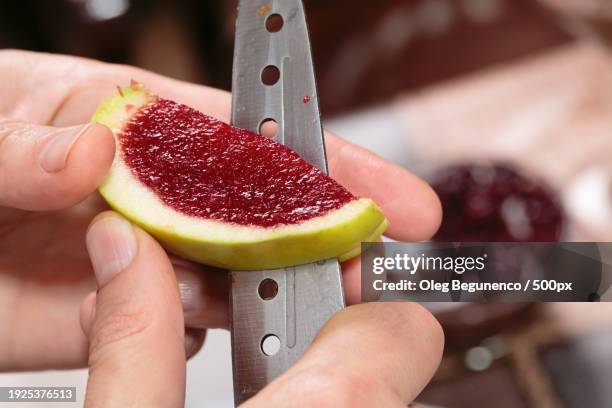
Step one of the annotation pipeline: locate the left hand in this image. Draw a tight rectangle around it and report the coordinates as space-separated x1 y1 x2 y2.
0 50 442 372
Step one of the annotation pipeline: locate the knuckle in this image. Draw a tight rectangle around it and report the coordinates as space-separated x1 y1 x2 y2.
0 119 23 150
89 300 154 356
0 121 26 202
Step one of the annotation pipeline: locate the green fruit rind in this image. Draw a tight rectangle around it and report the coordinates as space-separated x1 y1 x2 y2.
93 85 389 270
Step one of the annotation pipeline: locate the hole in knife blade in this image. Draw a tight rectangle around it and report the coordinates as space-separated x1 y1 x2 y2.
258 278 279 300
261 334 281 356
258 118 278 139
265 14 283 32
261 65 280 86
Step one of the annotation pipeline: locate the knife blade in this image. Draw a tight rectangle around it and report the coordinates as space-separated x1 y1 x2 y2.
229 0 345 405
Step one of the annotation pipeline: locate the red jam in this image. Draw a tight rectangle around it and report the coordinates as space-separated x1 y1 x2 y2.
431 164 563 242
119 99 355 227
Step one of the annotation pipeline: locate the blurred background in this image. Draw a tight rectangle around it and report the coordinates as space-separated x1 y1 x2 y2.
1 0 612 407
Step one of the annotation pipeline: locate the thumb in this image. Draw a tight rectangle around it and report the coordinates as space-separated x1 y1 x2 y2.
246 303 444 407
0 119 114 210
83 211 186 408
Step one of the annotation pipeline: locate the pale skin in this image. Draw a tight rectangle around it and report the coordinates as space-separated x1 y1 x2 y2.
0 50 444 406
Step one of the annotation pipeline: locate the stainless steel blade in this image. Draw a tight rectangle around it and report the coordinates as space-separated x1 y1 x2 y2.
230 0 345 405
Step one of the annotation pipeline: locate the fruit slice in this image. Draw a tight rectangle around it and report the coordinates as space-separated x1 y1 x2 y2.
93 84 388 270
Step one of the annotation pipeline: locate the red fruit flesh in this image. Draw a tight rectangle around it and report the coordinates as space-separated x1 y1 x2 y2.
119 99 355 227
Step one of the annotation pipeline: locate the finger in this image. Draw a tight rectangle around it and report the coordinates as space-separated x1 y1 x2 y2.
339 235 386 305
340 256 362 305
52 65 233 126
184 328 206 360
172 258 229 329
326 132 442 241
80 291 207 360
79 291 97 337
0 120 114 210
84 211 185 407
341 258 389 309
246 303 444 407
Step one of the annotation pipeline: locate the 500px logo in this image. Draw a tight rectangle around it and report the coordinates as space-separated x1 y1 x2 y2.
372 253 487 275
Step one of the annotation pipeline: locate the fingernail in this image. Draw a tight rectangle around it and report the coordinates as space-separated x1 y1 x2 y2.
86 214 137 287
39 124 91 173
174 264 203 313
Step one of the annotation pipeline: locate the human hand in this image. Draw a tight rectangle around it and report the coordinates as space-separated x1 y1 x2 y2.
0 50 441 372
82 211 443 407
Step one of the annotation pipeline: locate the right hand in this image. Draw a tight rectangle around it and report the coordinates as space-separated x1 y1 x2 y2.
81 211 444 406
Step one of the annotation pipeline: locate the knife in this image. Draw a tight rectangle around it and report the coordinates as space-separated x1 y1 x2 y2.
229 0 345 405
